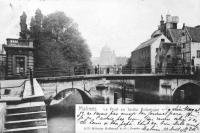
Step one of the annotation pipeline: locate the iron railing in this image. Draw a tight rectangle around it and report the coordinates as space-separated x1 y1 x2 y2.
33 65 200 78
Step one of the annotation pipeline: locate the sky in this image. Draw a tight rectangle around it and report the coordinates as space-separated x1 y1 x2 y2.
0 0 200 57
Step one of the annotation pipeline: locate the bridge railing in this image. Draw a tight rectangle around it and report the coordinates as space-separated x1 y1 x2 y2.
33 65 200 78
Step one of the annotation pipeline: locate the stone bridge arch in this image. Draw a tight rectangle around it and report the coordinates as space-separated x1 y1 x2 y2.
173 82 200 104
48 88 93 114
52 88 93 104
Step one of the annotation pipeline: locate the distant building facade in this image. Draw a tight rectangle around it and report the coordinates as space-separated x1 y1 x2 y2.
99 45 116 66
3 38 34 79
92 45 128 74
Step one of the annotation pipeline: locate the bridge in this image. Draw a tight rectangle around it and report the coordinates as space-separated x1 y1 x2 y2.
0 73 200 132
36 73 200 104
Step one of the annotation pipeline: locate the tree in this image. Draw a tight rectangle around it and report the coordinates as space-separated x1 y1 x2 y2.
30 9 44 68
29 10 91 76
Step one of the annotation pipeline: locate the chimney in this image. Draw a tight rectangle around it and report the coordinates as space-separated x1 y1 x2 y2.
160 15 165 33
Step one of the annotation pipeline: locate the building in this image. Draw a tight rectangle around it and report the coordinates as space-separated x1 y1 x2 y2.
179 25 200 73
92 45 128 74
154 14 183 74
131 14 183 73
154 15 200 74
131 33 170 73
3 38 34 79
155 40 181 73
0 47 6 79
130 14 195 74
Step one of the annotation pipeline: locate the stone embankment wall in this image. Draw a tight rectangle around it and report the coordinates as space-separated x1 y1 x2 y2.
0 102 6 133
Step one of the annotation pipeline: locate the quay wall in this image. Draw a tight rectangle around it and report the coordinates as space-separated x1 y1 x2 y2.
0 102 6 133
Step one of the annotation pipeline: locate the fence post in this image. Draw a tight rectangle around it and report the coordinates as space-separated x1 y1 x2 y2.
114 92 118 104
29 68 34 95
0 83 1 99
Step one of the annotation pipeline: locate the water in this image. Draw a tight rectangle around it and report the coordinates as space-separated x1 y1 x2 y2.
48 115 75 133
47 105 75 133
46 82 157 133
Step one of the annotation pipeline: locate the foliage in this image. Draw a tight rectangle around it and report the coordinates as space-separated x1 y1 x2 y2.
25 9 91 76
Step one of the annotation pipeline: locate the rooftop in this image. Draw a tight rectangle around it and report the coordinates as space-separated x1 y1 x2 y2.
134 35 161 51
167 29 183 43
3 38 33 49
186 26 200 42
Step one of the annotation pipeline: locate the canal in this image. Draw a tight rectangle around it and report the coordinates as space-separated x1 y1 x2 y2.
48 111 75 133
45 80 182 133
47 82 128 133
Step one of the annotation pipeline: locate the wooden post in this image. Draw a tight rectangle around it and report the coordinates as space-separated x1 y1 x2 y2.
29 68 34 95
0 83 1 99
56 82 58 95
114 92 118 104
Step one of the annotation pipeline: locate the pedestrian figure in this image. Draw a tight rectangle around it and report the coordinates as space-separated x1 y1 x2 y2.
95 66 97 74
106 67 110 74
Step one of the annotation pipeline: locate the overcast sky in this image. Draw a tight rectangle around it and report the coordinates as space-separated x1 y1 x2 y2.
0 0 200 57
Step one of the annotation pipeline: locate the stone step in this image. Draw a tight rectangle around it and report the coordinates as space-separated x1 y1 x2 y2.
7 106 46 114
5 118 47 130
6 111 47 121
7 101 45 109
4 126 48 133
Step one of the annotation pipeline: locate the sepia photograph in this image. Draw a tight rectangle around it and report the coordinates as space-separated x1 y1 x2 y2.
0 0 200 133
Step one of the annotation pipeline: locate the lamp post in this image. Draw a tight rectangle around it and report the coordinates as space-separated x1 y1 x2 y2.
114 64 116 74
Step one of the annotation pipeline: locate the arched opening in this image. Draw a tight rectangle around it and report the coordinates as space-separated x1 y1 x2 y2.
53 88 93 104
173 83 200 104
48 88 93 115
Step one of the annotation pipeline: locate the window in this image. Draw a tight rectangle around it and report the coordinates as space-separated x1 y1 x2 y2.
197 50 200 58
167 55 171 58
182 43 185 48
16 57 25 75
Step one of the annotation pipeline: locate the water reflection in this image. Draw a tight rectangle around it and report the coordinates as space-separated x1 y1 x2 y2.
47 82 134 133
48 115 75 133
